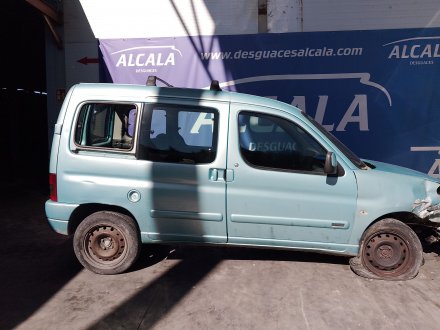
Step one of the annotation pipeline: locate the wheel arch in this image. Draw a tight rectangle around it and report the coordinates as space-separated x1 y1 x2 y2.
68 203 139 235
358 211 420 245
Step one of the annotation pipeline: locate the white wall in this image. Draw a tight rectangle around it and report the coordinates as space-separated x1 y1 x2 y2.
303 0 440 32
268 0 440 33
78 0 258 38
70 0 440 43
267 0 302 33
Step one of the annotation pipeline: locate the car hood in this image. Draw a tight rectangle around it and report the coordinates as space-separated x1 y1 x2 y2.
362 159 440 183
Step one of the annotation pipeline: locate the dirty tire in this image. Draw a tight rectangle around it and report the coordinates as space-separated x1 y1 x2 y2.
351 218 423 281
73 211 140 275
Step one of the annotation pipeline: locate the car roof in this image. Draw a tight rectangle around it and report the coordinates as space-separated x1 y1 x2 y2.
71 82 301 116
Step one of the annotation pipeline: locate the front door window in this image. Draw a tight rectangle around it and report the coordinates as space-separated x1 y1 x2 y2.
238 112 327 173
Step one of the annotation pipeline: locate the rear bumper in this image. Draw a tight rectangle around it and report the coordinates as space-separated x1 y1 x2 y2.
47 218 69 235
45 200 79 235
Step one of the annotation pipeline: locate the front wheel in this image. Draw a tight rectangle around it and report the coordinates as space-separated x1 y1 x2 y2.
357 218 423 280
73 211 140 275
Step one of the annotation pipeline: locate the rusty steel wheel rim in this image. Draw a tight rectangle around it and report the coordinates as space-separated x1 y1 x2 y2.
85 225 126 264
362 232 411 277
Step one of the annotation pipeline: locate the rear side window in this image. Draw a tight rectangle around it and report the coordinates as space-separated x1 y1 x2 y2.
238 112 327 173
74 103 138 150
138 104 218 164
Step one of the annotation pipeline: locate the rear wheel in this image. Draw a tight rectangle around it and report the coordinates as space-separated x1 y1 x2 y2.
73 211 140 275
359 218 423 280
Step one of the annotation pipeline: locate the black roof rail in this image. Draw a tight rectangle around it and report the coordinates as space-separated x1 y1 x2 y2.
146 76 174 87
146 75 222 91
210 80 221 91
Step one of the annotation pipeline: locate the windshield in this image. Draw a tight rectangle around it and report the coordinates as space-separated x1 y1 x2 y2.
302 112 367 169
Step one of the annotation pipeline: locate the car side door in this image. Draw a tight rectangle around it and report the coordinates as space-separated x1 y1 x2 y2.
135 97 229 243
226 104 358 253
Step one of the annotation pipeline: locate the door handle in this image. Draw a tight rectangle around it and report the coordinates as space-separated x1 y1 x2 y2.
209 168 234 182
225 169 234 182
209 168 219 181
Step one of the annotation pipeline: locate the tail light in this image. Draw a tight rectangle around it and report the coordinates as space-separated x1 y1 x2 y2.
49 173 57 202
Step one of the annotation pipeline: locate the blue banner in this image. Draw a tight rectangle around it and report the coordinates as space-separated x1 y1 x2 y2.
100 28 440 177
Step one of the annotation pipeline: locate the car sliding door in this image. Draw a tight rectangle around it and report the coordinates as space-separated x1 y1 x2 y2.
136 98 229 243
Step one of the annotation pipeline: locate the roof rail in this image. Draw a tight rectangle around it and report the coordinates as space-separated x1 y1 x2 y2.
146 76 174 87
210 80 221 91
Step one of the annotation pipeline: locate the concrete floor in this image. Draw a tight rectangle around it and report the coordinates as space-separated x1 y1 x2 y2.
2 183 440 330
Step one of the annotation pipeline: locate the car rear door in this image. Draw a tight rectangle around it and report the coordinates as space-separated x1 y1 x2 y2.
136 97 229 243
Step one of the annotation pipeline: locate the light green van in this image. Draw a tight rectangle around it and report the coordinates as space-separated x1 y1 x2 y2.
46 78 440 280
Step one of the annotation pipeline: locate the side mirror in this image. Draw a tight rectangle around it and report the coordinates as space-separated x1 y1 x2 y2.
324 152 338 175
